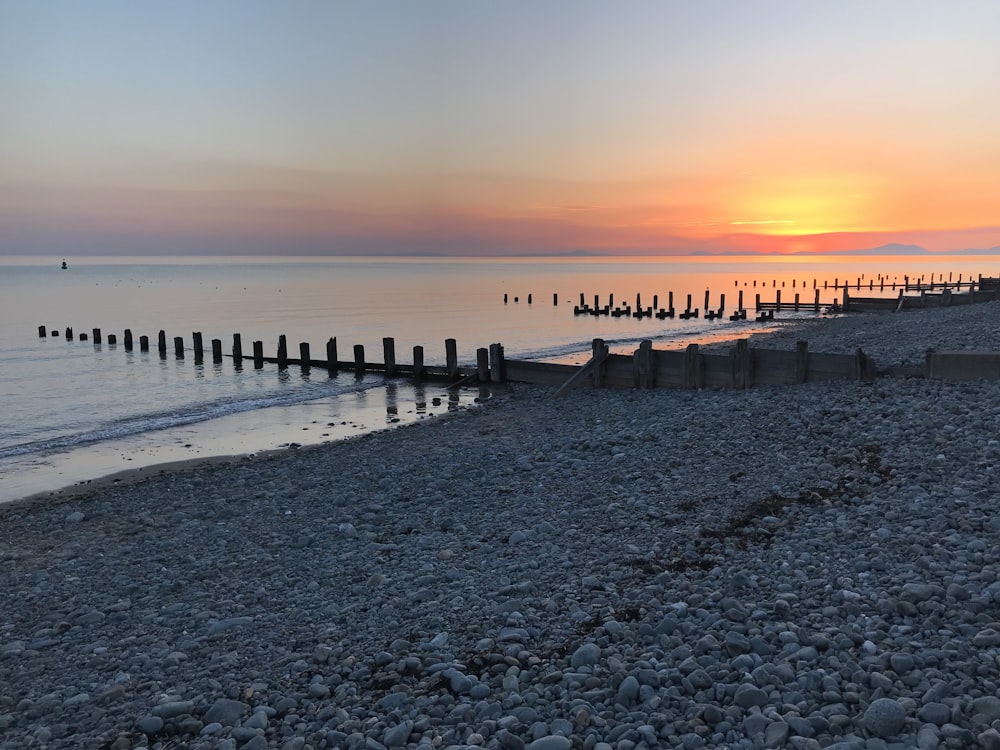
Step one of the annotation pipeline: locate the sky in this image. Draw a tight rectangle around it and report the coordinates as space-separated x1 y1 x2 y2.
2 1 999 257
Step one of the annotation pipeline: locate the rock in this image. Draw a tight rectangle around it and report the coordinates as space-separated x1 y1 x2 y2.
202 699 249 726
864 697 906 737
65 511 85 524
136 716 164 734
527 738 572 750
734 684 769 708
570 643 601 668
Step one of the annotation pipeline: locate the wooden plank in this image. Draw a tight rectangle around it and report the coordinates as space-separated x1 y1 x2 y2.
552 341 610 398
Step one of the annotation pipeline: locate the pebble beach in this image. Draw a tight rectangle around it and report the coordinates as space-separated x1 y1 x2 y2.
5 303 1000 750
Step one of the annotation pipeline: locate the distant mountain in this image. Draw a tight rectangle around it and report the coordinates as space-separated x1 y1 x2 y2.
939 246 1000 255
790 243 929 256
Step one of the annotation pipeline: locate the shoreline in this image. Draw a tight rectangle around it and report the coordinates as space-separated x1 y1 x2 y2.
4 303 1000 748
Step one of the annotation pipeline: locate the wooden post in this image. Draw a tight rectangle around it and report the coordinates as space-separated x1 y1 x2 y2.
553 293 558 306
634 339 653 389
738 290 744 310
842 287 849 312
733 338 751 389
353 344 365 377
755 293 761 311
667 291 673 313
139 335 149 352
476 347 489 382
853 348 875 382
593 338 607 388
107 334 117 346
704 289 710 312
413 345 424 382
445 338 458 379
65 327 73 340
173 336 184 358
300 342 311 371
92 328 102 344
277 335 288 369
636 292 642 310
527 293 532 304
719 293 725 314
814 289 820 312
158 330 167 354
192 332 203 360
80 332 88 341
124 329 133 351
504 293 508 303
489 343 506 383
653 294 659 309
326 337 338 375
580 292 585 306
232 333 243 365
212 339 223 363
37 325 46 338
776 290 781 309
795 341 809 383
682 343 702 389
794 293 800 311
253 341 264 369
383 337 396 377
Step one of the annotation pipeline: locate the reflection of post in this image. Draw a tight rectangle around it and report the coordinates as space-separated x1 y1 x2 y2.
385 382 398 420
448 390 460 409
414 383 426 413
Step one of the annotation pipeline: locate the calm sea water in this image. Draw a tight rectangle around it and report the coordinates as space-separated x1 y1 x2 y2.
1 254 996 502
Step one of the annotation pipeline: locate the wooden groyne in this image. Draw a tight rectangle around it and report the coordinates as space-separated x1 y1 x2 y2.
37 324 1000 393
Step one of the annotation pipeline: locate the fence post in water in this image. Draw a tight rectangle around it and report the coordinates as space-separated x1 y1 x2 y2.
277 335 288 369
553 293 558 306
842 287 849 312
353 344 365 377
527 293 532 304
733 338 751 389
776 290 781 309
794 293 800 311
158 330 167 354
300 342 311 372
93 328 102 345
633 339 654 389
80 332 88 341
232 334 243 366
413 345 424 382
477 348 489 382
174 336 184 358
326 337 338 375
489 343 506 383
795 341 809 383
139 335 149 352
37 325 46 338
704 289 710 312
682 343 702 389
755 293 761 311
253 341 264 369
814 289 820 312
107 334 117 346
445 338 458 379
65 327 73 340
124 329 133 351
719 293 725 314
212 339 223 364
383 337 396 377
192 332 203 361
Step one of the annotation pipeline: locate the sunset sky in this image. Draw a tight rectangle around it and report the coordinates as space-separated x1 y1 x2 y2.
2 1 998 256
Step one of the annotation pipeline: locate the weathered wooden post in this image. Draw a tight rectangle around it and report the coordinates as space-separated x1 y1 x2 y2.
636 292 642 310
253 341 264 369
794 293 800 311
192 332 204 360
124 329 133 351
795 341 809 384
158 330 167 354
173 336 184 358
553 293 558 306
682 343 702 389
814 289 820 312
580 292 585 306
383 337 396 377
477 347 489 382
37 325 46 338
592 338 607 388
212 339 223 364
413 345 424 382
504 293 508 303
776 290 781 309
232 333 243 366
139 335 149 352
300 342 311 371
653 294 659 309
353 344 365 377
755 293 761 311
445 338 458 379
719 293 725 314
489 343 505 383
733 338 752 389
842 287 849 312
527 293 532 304
277 335 288 369
326 337 338 375
107 334 117 346
667 291 673 313
79 332 88 341
65 327 73 340
93 328 102 344
633 339 654 389
704 289 710 312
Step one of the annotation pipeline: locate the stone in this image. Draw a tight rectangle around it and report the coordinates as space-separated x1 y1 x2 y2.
863 698 906 738
570 643 601 668
203 699 249 726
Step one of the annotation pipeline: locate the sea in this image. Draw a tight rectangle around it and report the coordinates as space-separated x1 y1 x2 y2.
2 254 997 504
